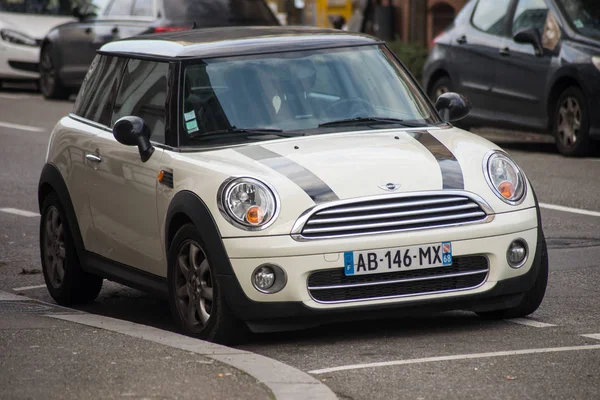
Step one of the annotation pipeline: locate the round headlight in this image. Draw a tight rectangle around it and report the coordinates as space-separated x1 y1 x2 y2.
484 151 526 204
219 177 278 230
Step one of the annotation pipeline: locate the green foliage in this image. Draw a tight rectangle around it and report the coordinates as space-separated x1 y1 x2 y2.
386 41 429 83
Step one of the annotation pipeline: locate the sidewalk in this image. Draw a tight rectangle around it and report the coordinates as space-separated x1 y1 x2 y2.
0 291 336 400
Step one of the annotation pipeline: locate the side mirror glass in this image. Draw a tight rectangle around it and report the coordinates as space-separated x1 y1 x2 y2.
112 116 155 162
435 92 471 123
513 28 543 55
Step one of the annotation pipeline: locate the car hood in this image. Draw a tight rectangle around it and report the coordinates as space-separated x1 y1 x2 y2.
178 127 537 237
0 13 74 40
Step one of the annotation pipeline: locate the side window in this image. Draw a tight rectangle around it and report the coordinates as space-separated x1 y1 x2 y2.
472 0 512 35
132 0 154 17
73 55 125 126
512 0 549 35
107 0 134 16
112 59 169 144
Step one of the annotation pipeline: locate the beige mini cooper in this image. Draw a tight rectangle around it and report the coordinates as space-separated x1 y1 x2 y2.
38 27 548 343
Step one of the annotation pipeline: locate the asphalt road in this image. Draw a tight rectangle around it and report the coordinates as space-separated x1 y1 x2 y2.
0 86 599 400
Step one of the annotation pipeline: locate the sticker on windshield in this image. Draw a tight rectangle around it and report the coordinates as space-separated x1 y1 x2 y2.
184 111 196 121
574 19 584 28
185 119 199 134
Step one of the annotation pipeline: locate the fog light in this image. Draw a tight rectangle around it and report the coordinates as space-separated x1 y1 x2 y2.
507 239 528 268
251 264 287 294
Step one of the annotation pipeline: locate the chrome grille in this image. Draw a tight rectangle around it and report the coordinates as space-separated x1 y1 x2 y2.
293 192 492 240
308 256 489 303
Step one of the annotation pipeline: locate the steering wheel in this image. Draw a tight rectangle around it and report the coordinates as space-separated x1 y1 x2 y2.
324 97 374 119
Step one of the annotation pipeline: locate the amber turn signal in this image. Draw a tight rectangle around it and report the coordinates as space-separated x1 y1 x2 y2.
246 206 265 226
498 181 515 199
157 170 165 182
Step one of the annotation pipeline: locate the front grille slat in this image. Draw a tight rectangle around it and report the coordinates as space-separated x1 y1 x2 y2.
298 193 491 239
302 211 487 234
306 203 480 225
308 255 488 303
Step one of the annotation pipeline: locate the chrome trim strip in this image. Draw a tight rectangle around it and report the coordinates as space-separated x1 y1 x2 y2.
308 271 489 304
69 113 112 133
291 190 495 241
302 211 486 234
306 203 480 225
308 269 489 290
317 196 469 215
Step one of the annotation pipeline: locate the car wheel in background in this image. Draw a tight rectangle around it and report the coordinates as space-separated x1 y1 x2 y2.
168 224 247 344
553 86 593 157
40 193 103 305
39 44 71 100
428 75 453 102
477 234 548 319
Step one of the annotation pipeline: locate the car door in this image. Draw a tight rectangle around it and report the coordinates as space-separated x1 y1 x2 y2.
86 58 169 276
491 0 554 129
452 0 513 121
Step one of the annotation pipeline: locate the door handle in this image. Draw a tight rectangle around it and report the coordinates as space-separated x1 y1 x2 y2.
85 154 102 163
499 47 510 56
111 27 119 35
85 27 92 34
456 35 467 45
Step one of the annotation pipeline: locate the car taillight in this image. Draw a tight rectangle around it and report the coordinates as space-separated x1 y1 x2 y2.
153 26 189 33
432 33 444 44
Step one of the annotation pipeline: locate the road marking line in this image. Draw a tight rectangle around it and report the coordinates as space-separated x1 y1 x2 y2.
581 334 600 341
0 121 45 132
539 203 600 218
0 291 28 301
0 208 40 217
308 345 600 374
48 312 336 400
0 94 37 100
12 284 46 292
506 318 556 328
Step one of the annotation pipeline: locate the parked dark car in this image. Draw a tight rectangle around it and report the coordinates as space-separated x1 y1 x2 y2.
39 0 279 100
423 0 600 156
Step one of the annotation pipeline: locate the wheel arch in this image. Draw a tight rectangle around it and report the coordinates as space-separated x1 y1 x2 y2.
426 68 451 98
165 190 234 276
546 75 583 130
38 163 85 258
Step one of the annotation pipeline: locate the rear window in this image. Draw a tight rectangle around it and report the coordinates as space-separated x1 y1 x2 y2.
162 0 278 26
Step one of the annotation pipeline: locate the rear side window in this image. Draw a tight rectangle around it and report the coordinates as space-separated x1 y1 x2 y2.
132 0 154 17
163 0 278 26
472 0 511 35
112 60 169 144
73 55 125 127
107 0 134 16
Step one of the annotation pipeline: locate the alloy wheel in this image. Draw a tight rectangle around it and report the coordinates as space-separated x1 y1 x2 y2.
175 240 214 329
43 206 66 289
434 85 449 99
556 96 581 149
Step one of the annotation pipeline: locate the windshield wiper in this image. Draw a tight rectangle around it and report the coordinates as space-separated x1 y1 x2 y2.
319 117 423 128
187 127 297 142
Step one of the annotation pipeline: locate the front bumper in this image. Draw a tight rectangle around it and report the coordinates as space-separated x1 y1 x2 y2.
0 40 40 79
219 207 541 326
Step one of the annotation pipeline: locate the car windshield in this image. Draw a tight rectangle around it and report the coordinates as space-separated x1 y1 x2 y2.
164 0 279 25
0 0 78 15
180 45 439 146
556 0 600 40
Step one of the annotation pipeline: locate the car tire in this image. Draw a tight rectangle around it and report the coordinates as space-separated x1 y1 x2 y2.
477 234 548 319
167 223 247 344
40 193 103 305
39 44 71 100
553 86 594 157
428 75 453 102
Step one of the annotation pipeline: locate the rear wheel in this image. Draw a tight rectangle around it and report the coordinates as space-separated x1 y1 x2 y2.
40 193 103 305
429 75 453 101
553 86 593 157
168 224 246 344
477 235 548 319
39 44 70 100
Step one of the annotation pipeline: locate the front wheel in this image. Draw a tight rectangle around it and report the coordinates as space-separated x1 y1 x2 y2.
477 235 548 319
553 86 593 157
167 224 246 344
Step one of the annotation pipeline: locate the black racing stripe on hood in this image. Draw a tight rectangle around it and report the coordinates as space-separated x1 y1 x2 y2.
410 131 464 190
234 146 340 204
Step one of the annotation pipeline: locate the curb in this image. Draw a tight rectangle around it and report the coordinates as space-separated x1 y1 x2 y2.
0 291 337 400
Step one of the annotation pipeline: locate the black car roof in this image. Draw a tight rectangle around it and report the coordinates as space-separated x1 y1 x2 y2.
99 26 382 60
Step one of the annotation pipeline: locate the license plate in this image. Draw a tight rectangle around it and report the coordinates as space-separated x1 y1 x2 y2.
344 242 452 276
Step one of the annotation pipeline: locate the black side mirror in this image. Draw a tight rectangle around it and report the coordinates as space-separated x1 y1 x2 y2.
113 116 155 162
435 92 471 123
514 28 544 56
